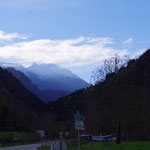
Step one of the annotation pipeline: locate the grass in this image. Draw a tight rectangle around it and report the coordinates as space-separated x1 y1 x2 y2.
0 131 40 148
37 146 50 150
68 142 150 150
0 132 28 140
36 141 150 150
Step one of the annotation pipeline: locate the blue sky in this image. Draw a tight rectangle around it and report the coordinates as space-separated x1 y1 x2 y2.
0 0 149 81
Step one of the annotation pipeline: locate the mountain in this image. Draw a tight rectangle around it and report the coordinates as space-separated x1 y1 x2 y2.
6 68 70 102
24 63 89 92
46 49 150 141
0 63 89 92
0 67 46 132
0 63 89 102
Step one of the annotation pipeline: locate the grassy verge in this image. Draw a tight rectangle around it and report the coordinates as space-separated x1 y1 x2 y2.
0 132 28 140
37 146 50 150
37 141 150 150
0 131 41 148
68 142 150 150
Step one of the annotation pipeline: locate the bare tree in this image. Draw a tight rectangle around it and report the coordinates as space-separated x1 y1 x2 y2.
90 54 128 85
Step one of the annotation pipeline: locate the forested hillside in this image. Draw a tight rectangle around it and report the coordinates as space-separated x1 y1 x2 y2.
0 67 47 132
46 50 150 141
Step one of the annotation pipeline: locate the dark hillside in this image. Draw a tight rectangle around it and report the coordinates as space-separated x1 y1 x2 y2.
0 67 46 131
0 68 44 112
46 49 150 140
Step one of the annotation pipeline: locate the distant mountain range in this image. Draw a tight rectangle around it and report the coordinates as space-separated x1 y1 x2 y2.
0 63 89 102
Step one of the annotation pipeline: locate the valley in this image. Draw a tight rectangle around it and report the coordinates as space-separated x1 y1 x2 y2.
0 50 150 149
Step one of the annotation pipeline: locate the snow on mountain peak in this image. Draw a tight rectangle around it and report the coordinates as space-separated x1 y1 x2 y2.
26 63 79 79
0 62 89 92
0 62 79 79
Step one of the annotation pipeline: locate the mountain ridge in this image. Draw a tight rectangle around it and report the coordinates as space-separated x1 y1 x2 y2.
0 63 89 102
6 67 70 102
0 63 89 92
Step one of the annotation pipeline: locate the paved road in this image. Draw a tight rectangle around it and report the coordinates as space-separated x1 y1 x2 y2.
0 143 41 150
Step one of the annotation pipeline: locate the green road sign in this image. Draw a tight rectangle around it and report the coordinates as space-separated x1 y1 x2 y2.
74 114 85 121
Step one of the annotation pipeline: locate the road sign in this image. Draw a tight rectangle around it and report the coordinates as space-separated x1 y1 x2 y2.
74 112 85 149
74 114 85 121
75 121 84 127
75 126 85 130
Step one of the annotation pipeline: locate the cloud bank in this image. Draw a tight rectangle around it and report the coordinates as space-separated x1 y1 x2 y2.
0 33 129 67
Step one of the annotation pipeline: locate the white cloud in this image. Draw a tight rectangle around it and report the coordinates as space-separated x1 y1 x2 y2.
0 30 27 42
0 36 128 67
123 38 134 45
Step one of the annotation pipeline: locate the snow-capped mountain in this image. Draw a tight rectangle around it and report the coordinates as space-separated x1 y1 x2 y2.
6 67 70 102
0 62 89 92
25 63 79 79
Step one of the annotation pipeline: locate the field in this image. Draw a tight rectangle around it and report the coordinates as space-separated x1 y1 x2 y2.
0 132 28 140
0 132 41 147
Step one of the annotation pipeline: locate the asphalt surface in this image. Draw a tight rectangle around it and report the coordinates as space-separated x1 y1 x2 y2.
0 143 42 150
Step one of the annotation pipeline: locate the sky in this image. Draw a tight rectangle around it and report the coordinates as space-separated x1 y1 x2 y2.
0 0 149 82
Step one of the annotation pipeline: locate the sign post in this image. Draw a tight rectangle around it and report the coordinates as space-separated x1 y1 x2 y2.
77 129 80 149
74 111 85 149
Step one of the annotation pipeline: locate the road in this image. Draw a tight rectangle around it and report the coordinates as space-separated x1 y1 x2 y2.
0 143 42 150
